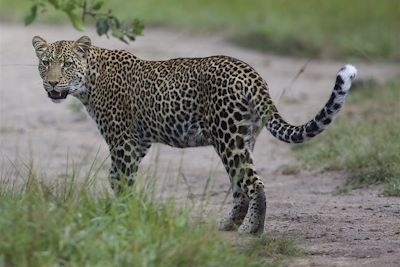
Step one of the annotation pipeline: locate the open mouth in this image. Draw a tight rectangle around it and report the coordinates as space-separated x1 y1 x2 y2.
48 90 68 100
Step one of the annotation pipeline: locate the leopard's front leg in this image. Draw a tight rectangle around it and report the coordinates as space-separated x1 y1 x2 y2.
108 138 150 195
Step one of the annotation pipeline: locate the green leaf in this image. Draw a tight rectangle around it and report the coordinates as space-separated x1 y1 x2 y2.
66 10 84 31
132 19 144 35
48 0 60 9
112 30 128 44
23 0 143 44
109 16 120 28
111 29 123 38
96 18 109 36
24 5 37 26
126 33 136 41
62 1 76 13
92 1 104 11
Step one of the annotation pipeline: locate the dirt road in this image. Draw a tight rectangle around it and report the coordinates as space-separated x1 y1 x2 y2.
1 24 399 266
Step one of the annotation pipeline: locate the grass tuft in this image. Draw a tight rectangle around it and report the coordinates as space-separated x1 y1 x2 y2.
0 165 300 266
240 233 302 260
278 164 301 176
293 79 400 196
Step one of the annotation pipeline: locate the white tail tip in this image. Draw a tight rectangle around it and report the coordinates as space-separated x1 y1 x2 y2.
338 64 357 81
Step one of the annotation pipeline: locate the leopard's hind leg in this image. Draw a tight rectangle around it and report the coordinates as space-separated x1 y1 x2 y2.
218 186 249 231
215 144 266 234
210 108 266 234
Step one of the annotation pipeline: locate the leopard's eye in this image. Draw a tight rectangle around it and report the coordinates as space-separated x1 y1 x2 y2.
42 60 49 66
64 61 73 67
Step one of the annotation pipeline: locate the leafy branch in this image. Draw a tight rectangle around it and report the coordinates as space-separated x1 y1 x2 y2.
25 0 144 43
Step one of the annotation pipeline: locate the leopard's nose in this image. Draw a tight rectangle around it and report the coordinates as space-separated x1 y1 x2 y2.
49 81 59 88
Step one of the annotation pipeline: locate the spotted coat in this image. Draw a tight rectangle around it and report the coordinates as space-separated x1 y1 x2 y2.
33 36 357 234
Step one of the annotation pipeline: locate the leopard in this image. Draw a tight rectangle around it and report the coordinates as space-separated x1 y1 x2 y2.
32 35 357 234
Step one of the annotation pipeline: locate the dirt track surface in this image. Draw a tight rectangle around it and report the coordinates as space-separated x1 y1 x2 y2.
1 24 399 266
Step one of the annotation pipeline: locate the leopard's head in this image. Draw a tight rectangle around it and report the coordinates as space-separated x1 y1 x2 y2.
32 36 91 103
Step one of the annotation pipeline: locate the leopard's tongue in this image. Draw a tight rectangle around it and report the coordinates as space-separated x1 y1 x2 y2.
50 91 61 97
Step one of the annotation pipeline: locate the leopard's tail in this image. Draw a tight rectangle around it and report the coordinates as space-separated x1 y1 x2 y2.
265 65 357 143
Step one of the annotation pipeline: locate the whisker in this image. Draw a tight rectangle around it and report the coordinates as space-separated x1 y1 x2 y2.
0 64 37 67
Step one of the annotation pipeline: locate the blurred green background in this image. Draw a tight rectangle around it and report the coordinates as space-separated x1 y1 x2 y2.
1 0 399 61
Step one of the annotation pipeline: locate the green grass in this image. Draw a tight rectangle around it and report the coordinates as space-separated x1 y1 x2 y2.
278 164 301 176
293 79 400 196
0 167 300 266
240 233 302 261
0 0 399 60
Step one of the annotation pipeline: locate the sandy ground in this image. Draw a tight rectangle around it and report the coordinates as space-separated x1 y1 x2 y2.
1 24 400 266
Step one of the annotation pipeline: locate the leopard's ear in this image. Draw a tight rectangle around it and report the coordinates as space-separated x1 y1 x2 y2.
73 36 91 57
32 36 48 58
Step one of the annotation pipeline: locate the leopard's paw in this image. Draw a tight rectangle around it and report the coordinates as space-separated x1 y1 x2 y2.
217 217 238 231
